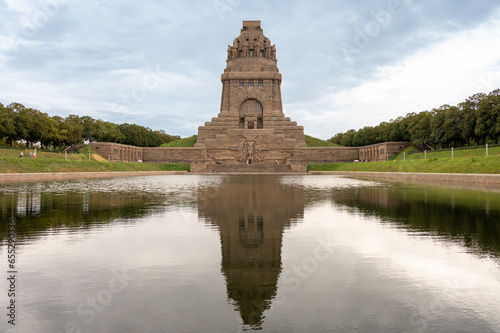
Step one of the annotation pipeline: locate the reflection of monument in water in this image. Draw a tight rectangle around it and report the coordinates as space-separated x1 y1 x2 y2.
197 176 304 327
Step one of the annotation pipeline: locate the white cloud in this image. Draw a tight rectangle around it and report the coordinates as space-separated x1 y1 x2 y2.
311 15 500 137
1 1 500 138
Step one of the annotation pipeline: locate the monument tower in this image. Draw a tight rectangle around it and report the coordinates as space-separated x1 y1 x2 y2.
91 21 409 169
194 20 307 171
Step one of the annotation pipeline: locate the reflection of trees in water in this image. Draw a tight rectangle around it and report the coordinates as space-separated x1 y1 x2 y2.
0 185 194 242
198 176 305 329
331 186 500 258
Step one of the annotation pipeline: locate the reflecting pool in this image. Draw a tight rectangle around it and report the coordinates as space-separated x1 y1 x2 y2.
1 175 500 332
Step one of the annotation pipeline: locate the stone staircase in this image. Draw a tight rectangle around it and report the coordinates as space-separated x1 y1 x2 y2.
205 163 293 173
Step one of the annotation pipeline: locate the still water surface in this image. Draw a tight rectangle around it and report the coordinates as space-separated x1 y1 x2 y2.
1 175 500 332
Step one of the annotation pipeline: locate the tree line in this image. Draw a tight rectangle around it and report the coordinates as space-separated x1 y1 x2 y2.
0 102 179 149
329 89 500 149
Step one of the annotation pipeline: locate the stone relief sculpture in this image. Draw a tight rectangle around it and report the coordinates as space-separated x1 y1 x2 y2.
242 40 249 58
271 45 277 61
264 46 271 59
254 44 261 58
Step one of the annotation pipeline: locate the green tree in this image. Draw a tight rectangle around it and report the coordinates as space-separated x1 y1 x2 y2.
442 106 464 147
95 120 124 142
407 111 433 149
476 90 500 144
0 103 16 143
459 93 485 146
51 116 69 149
340 129 356 147
10 104 41 147
62 116 84 146
388 115 411 142
39 115 60 148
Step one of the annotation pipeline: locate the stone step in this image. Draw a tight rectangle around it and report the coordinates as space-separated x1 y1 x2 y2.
206 163 293 173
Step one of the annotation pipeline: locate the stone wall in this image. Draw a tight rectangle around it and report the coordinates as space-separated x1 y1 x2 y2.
90 141 408 173
142 147 206 164
358 142 410 162
294 147 360 164
89 142 143 162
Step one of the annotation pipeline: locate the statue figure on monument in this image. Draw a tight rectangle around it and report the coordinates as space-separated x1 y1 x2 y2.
242 40 249 58
264 46 271 59
263 37 270 48
255 43 261 58
227 45 232 61
271 45 277 61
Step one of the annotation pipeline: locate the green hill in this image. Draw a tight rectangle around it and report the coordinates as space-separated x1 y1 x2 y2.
160 135 197 147
392 145 500 161
309 145 500 174
0 148 189 173
305 135 342 147
159 134 339 148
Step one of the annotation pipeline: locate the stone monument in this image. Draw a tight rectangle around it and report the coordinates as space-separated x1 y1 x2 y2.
194 20 307 171
90 21 409 171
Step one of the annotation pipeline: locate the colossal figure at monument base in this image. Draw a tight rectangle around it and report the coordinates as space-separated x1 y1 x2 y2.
90 21 408 172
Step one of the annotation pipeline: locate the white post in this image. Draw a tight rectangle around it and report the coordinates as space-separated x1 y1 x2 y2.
34 148 37 159
425 150 427 160
65 151 67 160
486 144 489 156
452 147 454 159
108 154 110 162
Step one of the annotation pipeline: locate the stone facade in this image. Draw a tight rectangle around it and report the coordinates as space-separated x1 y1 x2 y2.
194 20 307 171
89 142 143 162
91 21 409 172
358 142 410 162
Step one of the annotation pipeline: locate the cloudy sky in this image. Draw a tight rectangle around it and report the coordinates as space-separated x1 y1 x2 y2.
1 0 500 139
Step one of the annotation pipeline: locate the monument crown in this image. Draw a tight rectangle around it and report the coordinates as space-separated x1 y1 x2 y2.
226 20 277 66
242 20 261 29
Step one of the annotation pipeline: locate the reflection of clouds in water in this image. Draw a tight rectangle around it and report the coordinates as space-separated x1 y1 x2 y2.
285 203 500 332
0 174 225 195
280 175 384 190
0 175 228 213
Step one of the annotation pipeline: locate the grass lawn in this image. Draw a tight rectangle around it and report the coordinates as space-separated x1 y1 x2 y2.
0 148 189 173
308 154 500 174
160 135 197 147
394 145 500 161
305 135 342 147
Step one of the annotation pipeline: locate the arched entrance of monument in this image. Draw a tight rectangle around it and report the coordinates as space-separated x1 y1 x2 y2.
239 99 263 129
